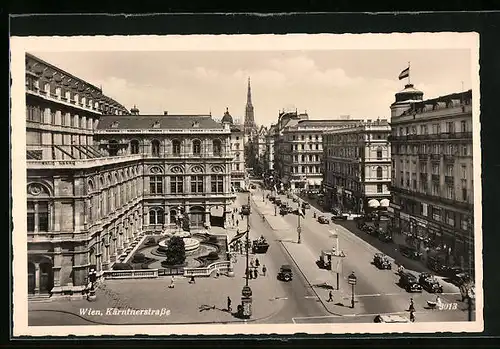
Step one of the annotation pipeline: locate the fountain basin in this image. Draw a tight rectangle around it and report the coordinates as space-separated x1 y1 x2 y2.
156 237 200 254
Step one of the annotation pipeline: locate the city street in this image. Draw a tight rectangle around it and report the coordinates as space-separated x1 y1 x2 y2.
253 187 472 323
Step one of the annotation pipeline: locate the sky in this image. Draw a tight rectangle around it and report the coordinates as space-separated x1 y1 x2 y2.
32 49 472 127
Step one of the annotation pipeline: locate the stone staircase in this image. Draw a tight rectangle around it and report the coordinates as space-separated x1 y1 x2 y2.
28 293 52 302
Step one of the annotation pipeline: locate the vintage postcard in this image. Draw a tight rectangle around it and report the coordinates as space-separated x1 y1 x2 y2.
10 33 482 336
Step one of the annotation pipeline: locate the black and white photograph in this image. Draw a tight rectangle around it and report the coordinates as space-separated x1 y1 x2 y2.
10 33 482 336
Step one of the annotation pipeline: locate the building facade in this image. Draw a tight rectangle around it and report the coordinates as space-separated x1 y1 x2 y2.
389 84 474 271
221 108 247 190
273 110 362 192
243 77 257 142
25 54 235 297
323 120 392 213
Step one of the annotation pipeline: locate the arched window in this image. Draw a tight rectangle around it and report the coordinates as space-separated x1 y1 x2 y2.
193 139 201 155
151 140 160 157
213 139 222 156
376 166 383 179
108 140 119 156
172 139 181 155
130 140 139 154
376 147 383 160
149 208 164 225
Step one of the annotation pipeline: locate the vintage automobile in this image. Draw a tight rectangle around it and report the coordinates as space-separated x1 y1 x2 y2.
251 238 270 254
418 273 443 293
277 264 293 282
279 207 289 216
378 232 393 243
275 198 282 206
427 256 448 275
302 202 311 209
399 271 423 293
268 195 276 202
399 245 423 260
373 253 392 270
331 214 348 221
317 215 329 224
373 314 410 323
241 204 251 216
292 197 299 203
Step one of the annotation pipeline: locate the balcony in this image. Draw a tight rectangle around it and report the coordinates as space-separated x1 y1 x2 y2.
443 154 456 162
26 88 102 115
418 153 428 161
365 177 391 182
391 185 473 211
431 174 440 182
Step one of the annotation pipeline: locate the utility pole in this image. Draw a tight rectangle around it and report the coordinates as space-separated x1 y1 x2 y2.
297 201 302 244
240 193 252 318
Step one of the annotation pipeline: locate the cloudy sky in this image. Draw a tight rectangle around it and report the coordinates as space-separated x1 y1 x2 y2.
31 49 472 126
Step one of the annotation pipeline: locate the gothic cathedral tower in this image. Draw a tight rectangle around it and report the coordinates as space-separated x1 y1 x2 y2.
244 77 257 140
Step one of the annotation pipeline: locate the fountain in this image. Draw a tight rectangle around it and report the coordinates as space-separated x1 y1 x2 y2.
157 236 200 254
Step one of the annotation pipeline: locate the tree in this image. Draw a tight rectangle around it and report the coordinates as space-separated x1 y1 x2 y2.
181 215 190 232
164 236 186 266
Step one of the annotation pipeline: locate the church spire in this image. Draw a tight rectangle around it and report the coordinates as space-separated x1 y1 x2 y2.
246 77 253 107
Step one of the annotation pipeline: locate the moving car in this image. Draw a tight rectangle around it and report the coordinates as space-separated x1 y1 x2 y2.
399 271 423 293
317 215 329 224
373 314 410 323
418 273 443 293
277 264 293 282
427 256 448 275
331 214 348 221
251 237 269 254
373 253 392 270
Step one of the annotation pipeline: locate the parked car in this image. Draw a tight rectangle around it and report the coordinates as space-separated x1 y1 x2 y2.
399 271 423 293
317 215 329 224
398 245 422 260
378 232 393 243
330 207 342 215
418 273 443 293
373 253 392 270
241 204 251 215
331 214 347 221
302 202 311 209
279 208 289 216
278 264 293 282
445 266 472 285
427 256 449 275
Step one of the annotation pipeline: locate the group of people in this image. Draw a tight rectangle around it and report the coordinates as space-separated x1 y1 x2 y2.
246 257 267 279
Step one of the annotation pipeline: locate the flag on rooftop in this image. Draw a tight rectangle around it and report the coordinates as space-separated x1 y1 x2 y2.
398 67 410 80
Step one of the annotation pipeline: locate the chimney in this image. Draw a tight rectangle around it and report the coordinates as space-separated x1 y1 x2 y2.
164 111 168 115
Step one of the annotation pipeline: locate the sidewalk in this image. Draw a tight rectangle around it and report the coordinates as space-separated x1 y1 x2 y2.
29 240 285 325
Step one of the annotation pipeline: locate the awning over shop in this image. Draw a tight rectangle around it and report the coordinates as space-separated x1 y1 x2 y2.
380 199 390 207
368 199 380 208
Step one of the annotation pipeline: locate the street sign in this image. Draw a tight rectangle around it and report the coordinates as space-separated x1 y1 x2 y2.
348 272 357 285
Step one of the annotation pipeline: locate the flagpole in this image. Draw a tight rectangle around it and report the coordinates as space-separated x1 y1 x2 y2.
408 61 411 85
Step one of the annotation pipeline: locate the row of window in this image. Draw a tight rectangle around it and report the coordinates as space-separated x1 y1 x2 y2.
394 120 470 137
394 143 469 157
396 161 469 179
149 175 225 194
326 147 385 160
396 175 471 202
289 143 322 151
26 105 95 130
324 132 388 145
293 154 321 162
111 139 224 157
290 165 322 174
288 134 322 142
329 178 385 194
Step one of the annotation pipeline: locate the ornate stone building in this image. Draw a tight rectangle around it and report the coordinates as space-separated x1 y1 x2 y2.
222 108 246 190
388 84 474 270
25 54 234 298
323 119 392 213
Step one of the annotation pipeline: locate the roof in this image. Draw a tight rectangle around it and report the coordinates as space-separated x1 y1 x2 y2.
221 108 234 124
97 115 223 130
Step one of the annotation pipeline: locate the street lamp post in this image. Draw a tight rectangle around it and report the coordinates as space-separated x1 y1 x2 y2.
348 271 357 309
240 193 252 318
297 202 302 244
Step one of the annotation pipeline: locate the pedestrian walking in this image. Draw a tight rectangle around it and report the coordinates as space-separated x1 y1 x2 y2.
250 258 255 268
236 219 239 227
169 275 175 288
410 310 416 322
262 265 267 276
253 268 258 279
189 275 196 284
227 296 232 312
327 290 334 302
408 297 415 312
232 213 235 221
215 271 220 278
255 258 260 267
